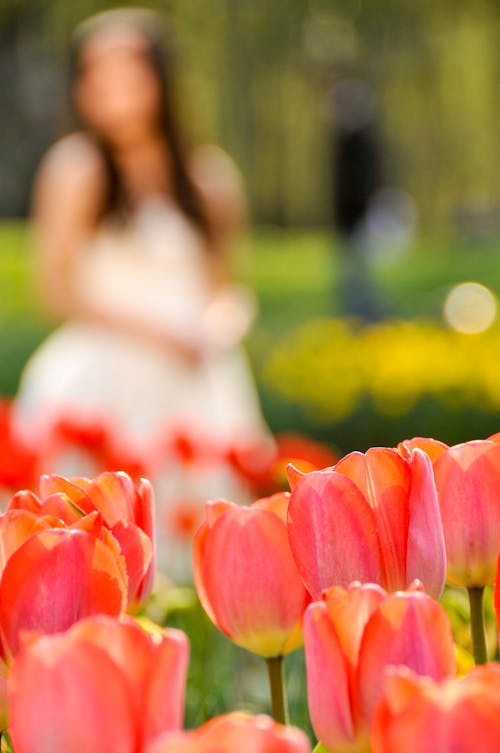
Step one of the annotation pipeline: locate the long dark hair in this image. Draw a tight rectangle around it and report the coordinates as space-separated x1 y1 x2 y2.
70 8 211 240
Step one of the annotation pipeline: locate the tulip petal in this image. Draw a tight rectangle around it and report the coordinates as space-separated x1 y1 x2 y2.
111 522 152 607
288 470 382 598
37 493 82 524
0 510 54 577
8 633 137 753
287 463 306 492
253 491 290 523
405 450 446 599
335 449 410 592
0 528 127 657
145 712 312 753
322 583 387 669
303 602 355 752
8 490 41 513
434 440 500 586
69 616 188 745
134 478 156 602
356 590 456 727
397 438 449 464
143 627 189 741
372 665 500 753
38 475 93 514
85 471 137 527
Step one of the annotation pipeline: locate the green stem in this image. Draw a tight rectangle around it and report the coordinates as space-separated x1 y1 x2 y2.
468 586 488 665
265 655 289 724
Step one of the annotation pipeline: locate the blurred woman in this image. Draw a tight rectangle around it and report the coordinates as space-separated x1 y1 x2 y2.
13 8 267 569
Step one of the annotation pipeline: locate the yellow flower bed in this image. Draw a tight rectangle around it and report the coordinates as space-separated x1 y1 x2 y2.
263 318 500 421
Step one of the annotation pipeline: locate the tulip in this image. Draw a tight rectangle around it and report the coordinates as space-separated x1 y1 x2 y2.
193 493 309 659
193 492 309 723
433 440 500 588
8 615 189 753
433 439 500 663
372 664 500 753
8 471 155 607
144 713 311 753
288 447 445 599
304 582 456 753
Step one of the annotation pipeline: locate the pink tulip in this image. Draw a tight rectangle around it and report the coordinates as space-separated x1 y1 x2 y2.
8 471 155 605
288 447 445 598
433 440 500 586
0 526 128 659
8 615 189 753
304 582 456 753
372 664 500 753
144 713 311 753
193 493 309 657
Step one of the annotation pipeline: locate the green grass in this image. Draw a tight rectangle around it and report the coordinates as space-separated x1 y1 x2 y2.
3 219 499 329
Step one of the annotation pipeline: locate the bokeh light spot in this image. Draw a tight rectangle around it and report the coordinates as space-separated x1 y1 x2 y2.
444 282 497 334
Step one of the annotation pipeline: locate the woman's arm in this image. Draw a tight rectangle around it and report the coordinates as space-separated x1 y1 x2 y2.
33 134 203 362
32 134 106 319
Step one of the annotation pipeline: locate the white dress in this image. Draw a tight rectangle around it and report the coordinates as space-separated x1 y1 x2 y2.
15 197 264 449
14 198 267 575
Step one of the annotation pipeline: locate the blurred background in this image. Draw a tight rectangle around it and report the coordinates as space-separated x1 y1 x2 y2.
2 0 500 453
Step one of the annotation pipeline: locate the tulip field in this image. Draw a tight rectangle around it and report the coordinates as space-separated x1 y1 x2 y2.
1 425 500 751
3 223 500 750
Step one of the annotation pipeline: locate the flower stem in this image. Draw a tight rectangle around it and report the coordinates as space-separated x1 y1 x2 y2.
266 655 288 724
468 586 488 665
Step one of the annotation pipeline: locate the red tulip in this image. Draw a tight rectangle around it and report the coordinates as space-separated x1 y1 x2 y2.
0 401 39 494
144 713 311 753
372 664 500 753
8 615 189 753
304 582 456 753
8 471 155 606
433 440 500 586
288 447 445 598
193 492 309 657
48 416 149 481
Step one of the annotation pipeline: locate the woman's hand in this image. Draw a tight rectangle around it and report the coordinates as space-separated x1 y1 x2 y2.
202 285 257 351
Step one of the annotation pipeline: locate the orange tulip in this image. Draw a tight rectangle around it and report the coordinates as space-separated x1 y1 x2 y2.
304 582 456 753
193 493 309 657
144 713 311 753
433 440 500 586
397 436 448 464
8 615 189 753
8 471 155 606
372 664 500 753
288 447 445 599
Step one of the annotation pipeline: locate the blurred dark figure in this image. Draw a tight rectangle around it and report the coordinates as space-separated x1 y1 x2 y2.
329 79 387 321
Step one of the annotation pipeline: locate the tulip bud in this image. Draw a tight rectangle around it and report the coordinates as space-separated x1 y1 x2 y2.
193 493 309 657
304 583 456 752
